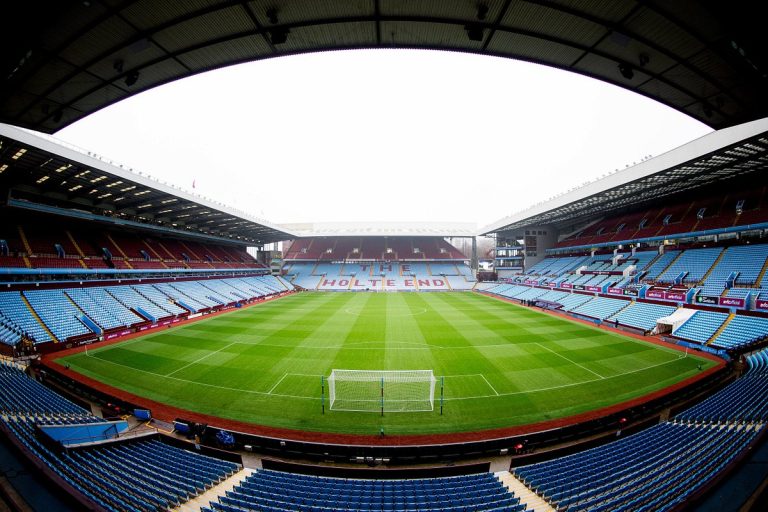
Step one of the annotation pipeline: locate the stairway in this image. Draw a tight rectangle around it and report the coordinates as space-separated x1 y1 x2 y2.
180 241 202 260
66 230 86 258
496 471 556 512
16 226 33 255
755 255 768 287
106 234 134 269
657 250 685 280
698 247 726 285
143 241 169 268
173 467 255 512
707 313 735 345
158 241 177 259
20 292 58 342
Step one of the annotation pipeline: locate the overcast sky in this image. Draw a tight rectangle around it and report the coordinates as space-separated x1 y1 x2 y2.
55 50 712 229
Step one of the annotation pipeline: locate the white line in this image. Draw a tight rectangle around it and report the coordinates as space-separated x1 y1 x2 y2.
164 342 238 377
446 355 682 401
480 374 499 396
79 348 685 403
535 342 606 380
83 353 320 400
268 373 288 394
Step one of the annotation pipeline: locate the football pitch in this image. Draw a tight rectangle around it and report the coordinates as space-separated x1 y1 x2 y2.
57 292 715 436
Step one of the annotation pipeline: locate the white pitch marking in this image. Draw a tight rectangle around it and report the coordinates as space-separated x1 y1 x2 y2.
480 374 499 396
268 373 288 394
82 354 320 400
445 355 682 401
78 350 685 403
164 341 238 377
535 342 606 380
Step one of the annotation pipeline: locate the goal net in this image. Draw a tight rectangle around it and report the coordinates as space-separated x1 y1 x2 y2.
328 369 437 412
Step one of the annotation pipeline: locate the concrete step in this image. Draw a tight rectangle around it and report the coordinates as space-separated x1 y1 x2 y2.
173 467 255 512
496 470 557 512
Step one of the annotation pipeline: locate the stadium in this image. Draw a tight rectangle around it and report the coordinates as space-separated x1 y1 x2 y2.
1 2 767 512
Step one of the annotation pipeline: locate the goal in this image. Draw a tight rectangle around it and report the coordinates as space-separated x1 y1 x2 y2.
327 369 437 412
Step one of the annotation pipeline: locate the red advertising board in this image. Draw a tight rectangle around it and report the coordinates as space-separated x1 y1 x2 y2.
719 297 745 308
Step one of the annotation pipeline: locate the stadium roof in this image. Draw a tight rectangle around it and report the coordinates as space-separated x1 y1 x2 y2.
0 123 296 245
283 221 478 238
480 116 768 236
1 1 766 134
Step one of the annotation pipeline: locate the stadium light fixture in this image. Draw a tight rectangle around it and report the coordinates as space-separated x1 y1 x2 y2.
618 62 634 80
125 70 140 87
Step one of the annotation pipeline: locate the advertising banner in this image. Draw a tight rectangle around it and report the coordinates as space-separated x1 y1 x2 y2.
696 295 719 305
719 297 745 308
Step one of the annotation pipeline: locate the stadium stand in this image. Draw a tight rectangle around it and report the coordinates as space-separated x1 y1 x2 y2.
283 237 466 262
570 296 631 321
700 244 768 295
657 247 723 285
644 250 681 281
203 469 523 512
515 422 759 512
524 255 589 277
0 292 53 343
673 311 729 345
0 361 241 512
710 315 768 350
608 302 678 332
0 218 263 272
65 287 144 330
0 276 291 345
553 184 768 251
287 261 470 291
23 289 93 340
513 346 768 511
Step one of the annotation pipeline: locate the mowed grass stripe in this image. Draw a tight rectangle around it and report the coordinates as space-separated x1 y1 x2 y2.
58 292 715 435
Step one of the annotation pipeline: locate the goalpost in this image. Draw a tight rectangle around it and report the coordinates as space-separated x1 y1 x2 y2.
327 370 437 413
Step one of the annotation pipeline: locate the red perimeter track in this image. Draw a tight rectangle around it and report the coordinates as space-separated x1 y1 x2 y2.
42 291 725 447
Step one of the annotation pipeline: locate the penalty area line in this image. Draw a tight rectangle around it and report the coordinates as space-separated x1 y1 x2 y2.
77 353 320 400
268 373 288 394
535 342 606 380
165 341 238 378
480 374 499 396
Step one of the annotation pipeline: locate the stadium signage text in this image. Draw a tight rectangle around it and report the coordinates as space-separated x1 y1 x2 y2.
757 300 768 310
719 297 745 308
648 290 686 301
697 295 746 308
320 278 446 289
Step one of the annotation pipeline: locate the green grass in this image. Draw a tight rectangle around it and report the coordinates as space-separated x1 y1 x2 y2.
57 292 715 436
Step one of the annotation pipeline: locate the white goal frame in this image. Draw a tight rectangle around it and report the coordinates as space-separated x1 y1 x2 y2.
327 369 437 412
